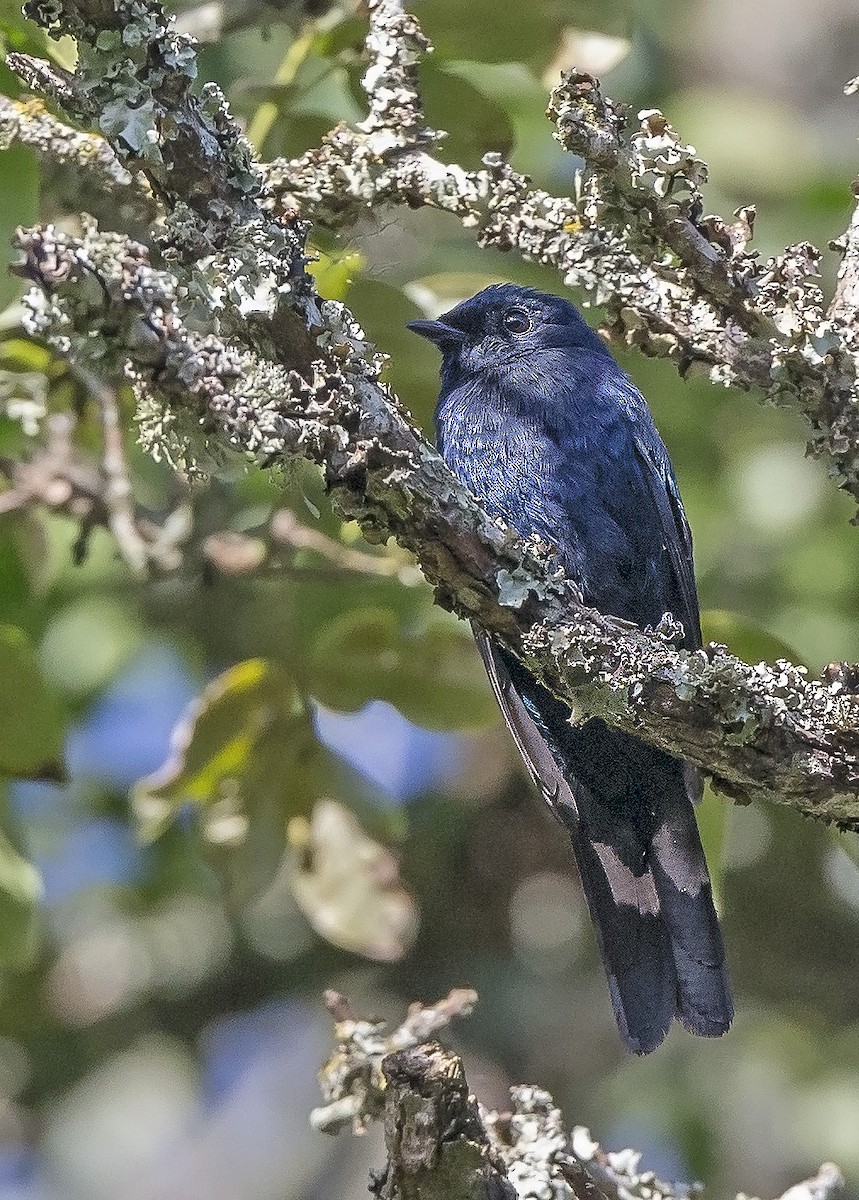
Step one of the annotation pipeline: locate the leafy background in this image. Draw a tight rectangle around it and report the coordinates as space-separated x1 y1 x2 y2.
1 0 859 1197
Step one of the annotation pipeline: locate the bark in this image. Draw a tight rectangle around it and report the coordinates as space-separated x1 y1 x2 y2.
1 0 858 822
313 991 847 1200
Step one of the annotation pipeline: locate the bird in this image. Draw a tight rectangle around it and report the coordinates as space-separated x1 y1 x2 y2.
408 283 733 1054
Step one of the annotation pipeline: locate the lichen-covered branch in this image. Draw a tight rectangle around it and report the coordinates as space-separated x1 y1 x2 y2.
5 0 859 821
267 0 859 505
12 218 859 820
313 992 846 1200
0 94 155 213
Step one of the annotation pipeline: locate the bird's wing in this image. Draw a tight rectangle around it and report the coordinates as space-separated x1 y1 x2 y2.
474 627 684 1052
631 432 702 649
473 627 580 829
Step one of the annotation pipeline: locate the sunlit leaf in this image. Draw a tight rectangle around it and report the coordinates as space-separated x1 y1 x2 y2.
0 1 50 61
701 608 803 666
308 247 365 301
132 658 306 843
288 798 417 962
0 625 66 781
310 606 497 731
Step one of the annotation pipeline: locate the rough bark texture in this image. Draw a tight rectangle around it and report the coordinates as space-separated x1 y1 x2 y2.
4 1 859 1193
313 991 847 1200
2 0 858 823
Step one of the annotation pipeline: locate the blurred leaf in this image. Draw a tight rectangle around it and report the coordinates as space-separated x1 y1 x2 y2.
308 246 365 301
0 809 42 968
348 279 442 427
133 658 332 906
406 271 507 312
310 606 497 731
669 90 818 195
242 46 360 158
0 146 38 310
832 832 859 875
419 61 515 165
701 608 803 666
39 597 143 699
133 658 303 842
0 1 49 60
695 782 729 910
309 13 366 59
288 797 417 961
0 625 66 781
0 337 53 373
246 25 315 152
250 105 342 162
541 27 631 85
418 0 630 67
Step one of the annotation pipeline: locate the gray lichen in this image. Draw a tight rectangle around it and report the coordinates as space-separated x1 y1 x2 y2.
314 992 846 1200
6 0 859 821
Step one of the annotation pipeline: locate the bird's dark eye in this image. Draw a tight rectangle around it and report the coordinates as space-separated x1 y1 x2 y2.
502 308 532 334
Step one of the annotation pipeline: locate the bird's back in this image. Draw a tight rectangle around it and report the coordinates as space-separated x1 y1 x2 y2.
436 343 732 1053
437 351 694 634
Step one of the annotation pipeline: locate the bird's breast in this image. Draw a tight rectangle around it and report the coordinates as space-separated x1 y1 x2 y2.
436 385 589 577
435 379 666 621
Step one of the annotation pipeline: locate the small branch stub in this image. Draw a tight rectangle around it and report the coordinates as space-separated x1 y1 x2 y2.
313 993 847 1200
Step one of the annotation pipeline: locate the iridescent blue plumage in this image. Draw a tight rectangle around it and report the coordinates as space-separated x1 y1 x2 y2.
409 283 733 1053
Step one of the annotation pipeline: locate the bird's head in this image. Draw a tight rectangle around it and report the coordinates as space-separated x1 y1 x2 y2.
407 283 610 384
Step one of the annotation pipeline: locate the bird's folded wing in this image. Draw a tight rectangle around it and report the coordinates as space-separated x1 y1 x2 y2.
631 431 701 648
472 628 580 832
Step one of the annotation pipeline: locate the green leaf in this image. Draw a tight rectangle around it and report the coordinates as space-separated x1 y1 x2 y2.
133 659 299 839
39 597 142 699
419 61 514 166
0 1 50 61
310 607 498 731
0 146 38 311
307 247 365 301
0 814 41 969
0 625 66 781
700 608 803 666
133 659 325 904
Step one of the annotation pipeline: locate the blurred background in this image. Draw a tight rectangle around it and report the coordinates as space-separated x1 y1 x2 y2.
1 0 859 1196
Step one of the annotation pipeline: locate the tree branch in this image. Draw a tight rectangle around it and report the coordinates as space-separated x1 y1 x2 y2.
267 0 859 507
6 0 859 820
12 218 859 819
313 991 846 1200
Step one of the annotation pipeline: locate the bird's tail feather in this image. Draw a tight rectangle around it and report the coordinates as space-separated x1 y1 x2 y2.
648 810 734 1038
565 818 676 1053
565 790 733 1051
475 634 732 1053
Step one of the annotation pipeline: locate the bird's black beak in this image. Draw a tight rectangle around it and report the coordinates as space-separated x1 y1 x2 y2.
406 319 467 348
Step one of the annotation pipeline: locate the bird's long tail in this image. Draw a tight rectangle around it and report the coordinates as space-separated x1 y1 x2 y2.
475 633 733 1054
560 742 733 1052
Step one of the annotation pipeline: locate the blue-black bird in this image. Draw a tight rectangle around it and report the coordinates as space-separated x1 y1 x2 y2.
408 283 733 1053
